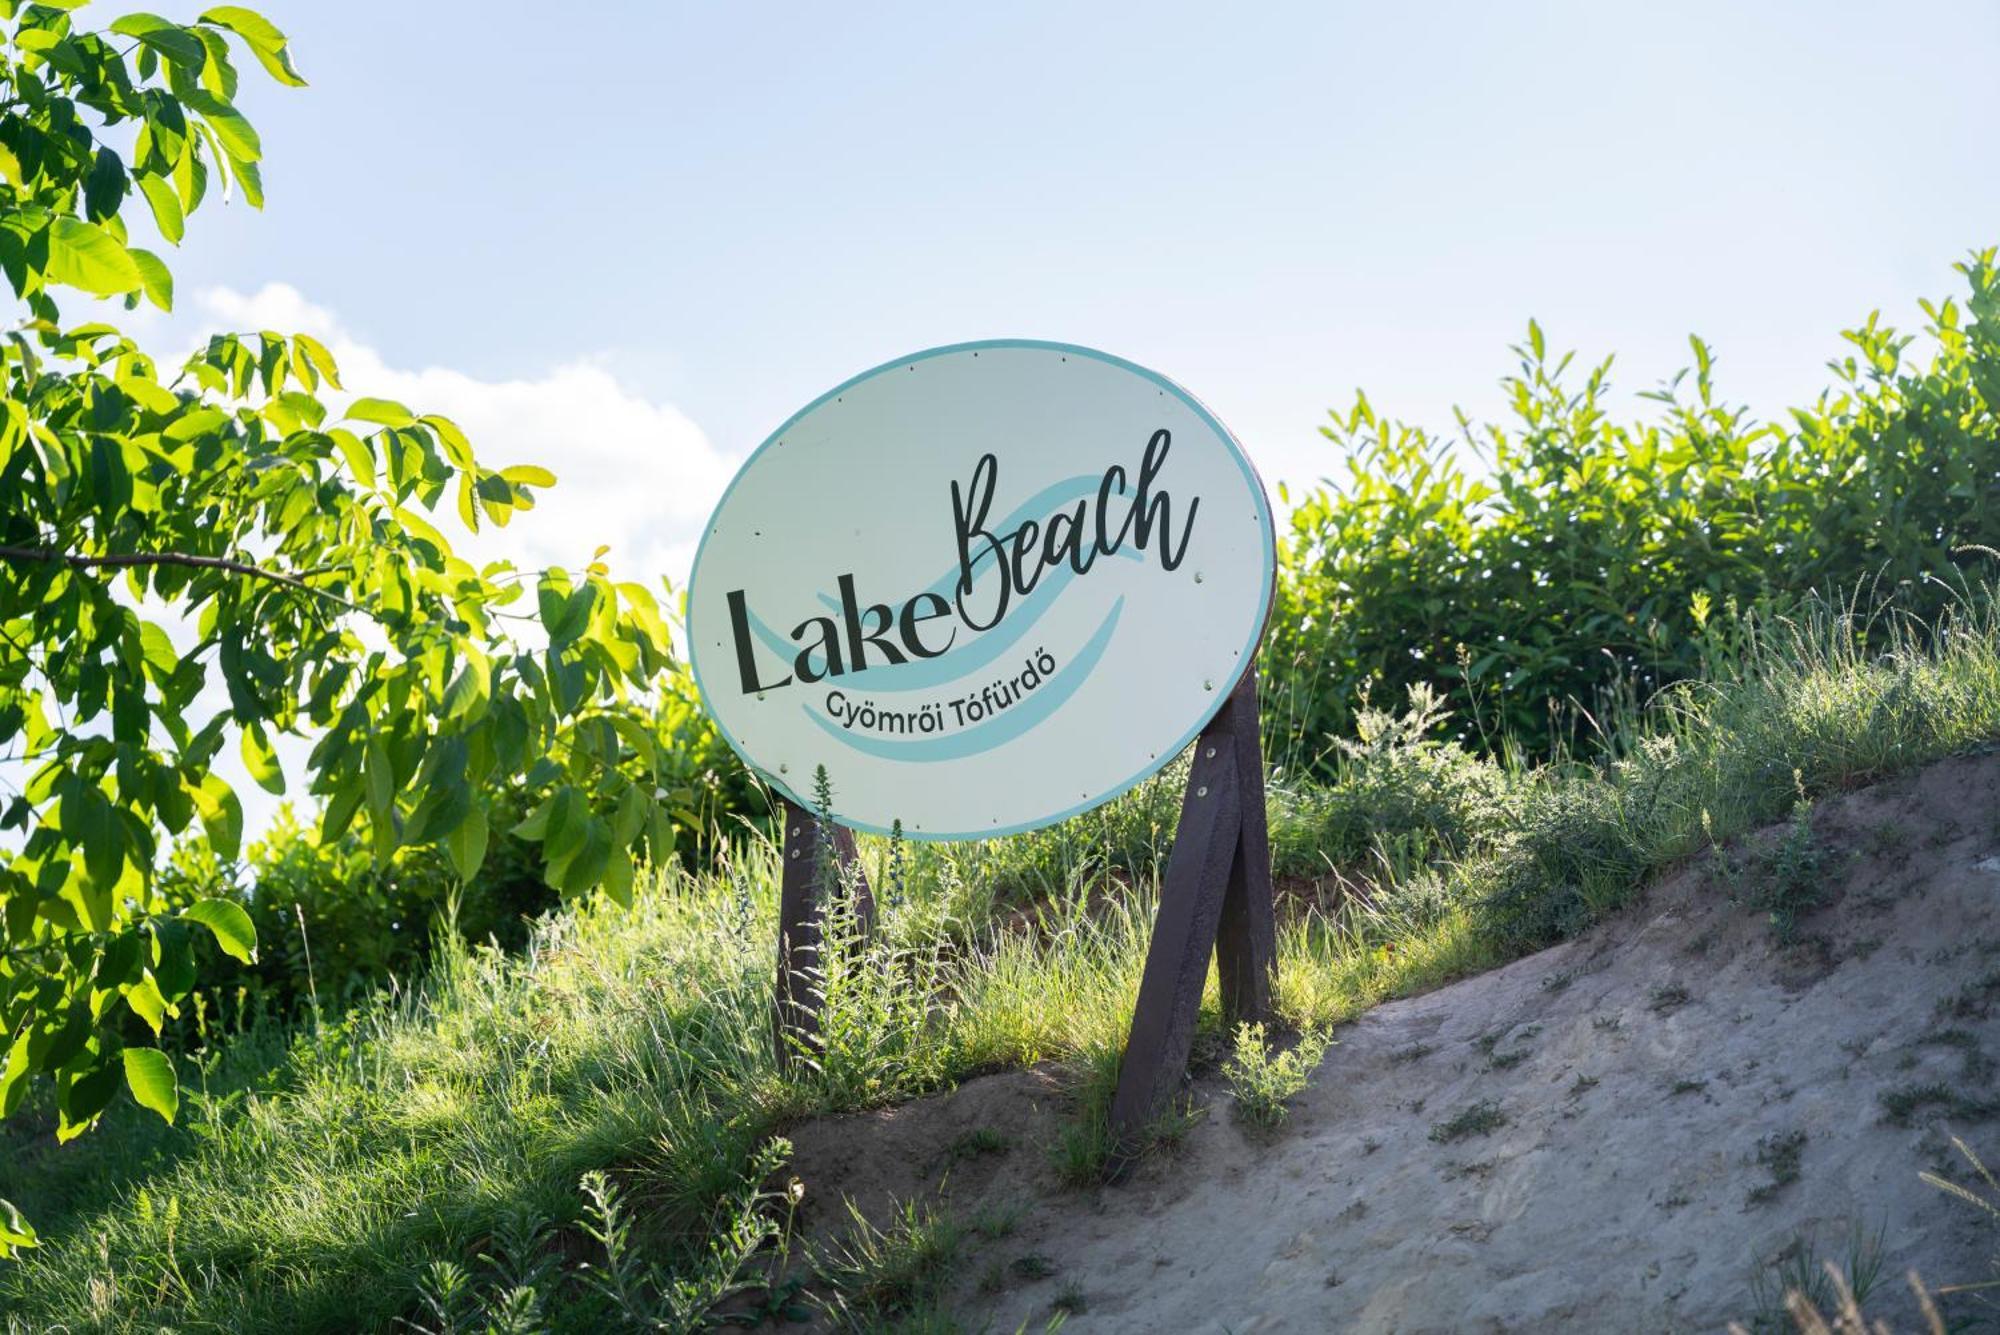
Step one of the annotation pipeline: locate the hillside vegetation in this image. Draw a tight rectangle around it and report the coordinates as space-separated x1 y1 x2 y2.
7 580 2000 1329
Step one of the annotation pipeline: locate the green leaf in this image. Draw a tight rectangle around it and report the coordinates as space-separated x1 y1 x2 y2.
199 7 307 86
611 783 649 848
84 149 128 223
295 333 341 388
404 778 469 845
123 375 181 416
244 39 306 86
199 5 287 50
59 1060 121 1140
122 1047 179 1125
128 247 174 312
181 898 257 965
545 812 611 896
95 932 145 989
193 25 239 98
646 807 678 864
0 1037 34 1122
0 1195 36 1257
540 786 588 864
446 802 489 881
123 973 171 1035
499 464 557 488
46 218 143 297
110 13 209 69
347 396 415 428
441 649 490 723
329 427 374 488
511 792 554 840
182 90 262 163
601 853 635 908
365 736 394 824
240 721 284 794
150 920 197 999
188 773 242 859
229 155 264 209
422 414 473 469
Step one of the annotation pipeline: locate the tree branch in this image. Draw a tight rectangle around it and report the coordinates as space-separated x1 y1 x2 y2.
0 545 372 617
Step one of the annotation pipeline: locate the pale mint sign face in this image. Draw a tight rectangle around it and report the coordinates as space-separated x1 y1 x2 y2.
687 340 1274 839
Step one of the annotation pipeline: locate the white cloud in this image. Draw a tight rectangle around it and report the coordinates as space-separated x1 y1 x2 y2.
198 283 736 590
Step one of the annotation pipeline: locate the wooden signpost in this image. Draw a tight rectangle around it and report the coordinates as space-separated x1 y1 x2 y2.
686 340 1279 1163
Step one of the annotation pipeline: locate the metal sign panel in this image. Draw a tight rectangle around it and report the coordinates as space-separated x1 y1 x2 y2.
687 340 1274 839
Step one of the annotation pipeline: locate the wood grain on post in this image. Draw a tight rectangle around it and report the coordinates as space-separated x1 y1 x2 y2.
773 798 823 1070
1215 668 1276 1028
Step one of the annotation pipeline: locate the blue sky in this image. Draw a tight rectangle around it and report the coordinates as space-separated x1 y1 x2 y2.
121 0 2000 583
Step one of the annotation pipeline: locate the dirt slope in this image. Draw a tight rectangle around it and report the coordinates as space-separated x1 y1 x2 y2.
784 751 2000 1333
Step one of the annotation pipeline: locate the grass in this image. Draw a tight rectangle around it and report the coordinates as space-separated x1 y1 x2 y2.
8 584 2000 1329
1878 1082 2000 1128
1920 1135 2000 1303
811 1198 965 1328
1741 1221 1887 1334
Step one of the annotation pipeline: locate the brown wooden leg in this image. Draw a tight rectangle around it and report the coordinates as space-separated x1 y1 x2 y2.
773 798 874 1070
1216 668 1276 1028
1106 686 1249 1172
1107 668 1277 1174
774 798 822 1070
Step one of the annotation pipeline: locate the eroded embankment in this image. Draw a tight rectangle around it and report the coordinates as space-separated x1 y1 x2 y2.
780 749 2000 1332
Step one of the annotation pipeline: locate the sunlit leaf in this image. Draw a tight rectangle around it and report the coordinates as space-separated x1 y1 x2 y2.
121 1047 179 1124
181 898 257 965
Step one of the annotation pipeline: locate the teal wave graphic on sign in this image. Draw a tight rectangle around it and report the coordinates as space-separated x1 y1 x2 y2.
803 597 1124 763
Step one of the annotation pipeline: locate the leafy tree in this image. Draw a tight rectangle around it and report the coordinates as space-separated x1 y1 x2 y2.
0 2 687 1249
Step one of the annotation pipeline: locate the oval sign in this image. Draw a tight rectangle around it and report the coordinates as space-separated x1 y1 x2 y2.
687 340 1274 839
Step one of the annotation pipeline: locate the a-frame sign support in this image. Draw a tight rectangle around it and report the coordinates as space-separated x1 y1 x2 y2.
766 667 1277 1157
1106 664 1276 1172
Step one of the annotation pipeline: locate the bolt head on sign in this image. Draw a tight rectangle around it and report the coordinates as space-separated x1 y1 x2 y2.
687 340 1274 839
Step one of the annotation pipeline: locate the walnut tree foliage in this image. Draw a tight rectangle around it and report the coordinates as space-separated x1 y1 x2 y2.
0 2 686 1251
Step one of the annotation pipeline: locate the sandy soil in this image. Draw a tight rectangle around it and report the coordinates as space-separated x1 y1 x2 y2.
781 749 2000 1332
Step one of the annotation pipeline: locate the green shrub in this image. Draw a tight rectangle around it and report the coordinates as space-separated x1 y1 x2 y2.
1266 247 2000 764
133 651 770 1028
1271 683 1517 879
154 797 557 1024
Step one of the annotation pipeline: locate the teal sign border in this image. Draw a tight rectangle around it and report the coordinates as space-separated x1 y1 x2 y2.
686 338 1277 841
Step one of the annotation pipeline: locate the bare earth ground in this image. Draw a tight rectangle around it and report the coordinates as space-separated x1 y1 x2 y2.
779 750 2000 1332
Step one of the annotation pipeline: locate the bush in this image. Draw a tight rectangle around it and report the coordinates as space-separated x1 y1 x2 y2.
155 798 555 1023
1265 247 2000 764
150 660 770 1027
1271 683 1517 880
